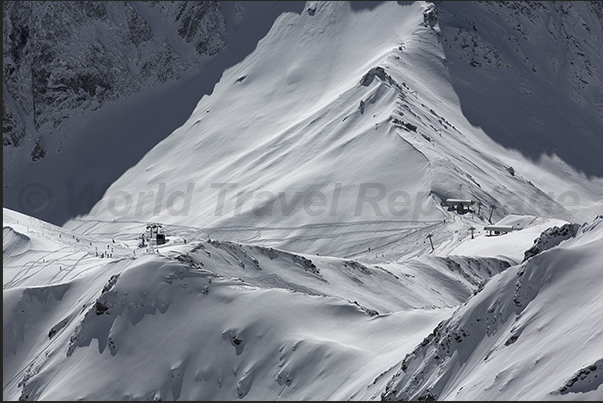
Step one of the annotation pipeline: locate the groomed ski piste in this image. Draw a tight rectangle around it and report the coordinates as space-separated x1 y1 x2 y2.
4 1 603 401
4 207 603 400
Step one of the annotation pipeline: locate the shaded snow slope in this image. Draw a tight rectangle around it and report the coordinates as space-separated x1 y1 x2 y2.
380 215 603 401
3 1 306 226
6 207 492 400
3 226 31 258
4 1 603 401
62 1 603 258
4 212 601 400
436 1 603 177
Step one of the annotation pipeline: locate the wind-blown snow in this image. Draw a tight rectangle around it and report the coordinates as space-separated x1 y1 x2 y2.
61 0 602 258
4 207 461 400
3 1 603 401
381 216 603 401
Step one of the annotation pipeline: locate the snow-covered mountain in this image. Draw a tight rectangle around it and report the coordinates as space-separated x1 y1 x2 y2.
4 1 603 231
3 1 603 401
3 1 305 224
381 215 603 401
5 207 602 400
3 1 228 151
61 0 603 257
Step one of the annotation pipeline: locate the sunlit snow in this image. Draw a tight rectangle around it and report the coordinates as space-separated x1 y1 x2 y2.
4 1 603 401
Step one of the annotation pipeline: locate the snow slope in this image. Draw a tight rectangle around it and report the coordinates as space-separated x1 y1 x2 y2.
4 1 603 401
381 216 603 401
3 1 306 226
4 211 601 400
62 1 603 259
6 206 504 400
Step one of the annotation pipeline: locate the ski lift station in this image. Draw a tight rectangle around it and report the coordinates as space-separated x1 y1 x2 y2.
483 225 515 236
442 198 475 213
141 223 166 247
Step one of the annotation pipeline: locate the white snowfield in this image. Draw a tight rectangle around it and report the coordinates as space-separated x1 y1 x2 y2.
382 216 603 401
3 1 603 401
5 208 603 401
61 1 602 252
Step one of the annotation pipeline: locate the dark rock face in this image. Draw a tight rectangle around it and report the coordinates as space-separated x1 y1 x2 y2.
30 139 46 162
523 223 581 262
2 1 227 159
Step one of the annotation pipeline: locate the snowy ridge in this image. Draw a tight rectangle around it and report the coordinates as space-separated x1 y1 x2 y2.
5 206 599 400
65 0 603 259
380 216 603 401
2 226 31 257
4 209 601 400
4 206 465 400
3 1 603 401
522 222 581 262
3 1 306 225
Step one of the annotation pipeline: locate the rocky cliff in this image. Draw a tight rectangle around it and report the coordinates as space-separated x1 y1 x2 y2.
3 1 228 159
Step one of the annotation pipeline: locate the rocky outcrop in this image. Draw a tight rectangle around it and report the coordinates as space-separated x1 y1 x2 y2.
522 223 581 262
2 1 228 160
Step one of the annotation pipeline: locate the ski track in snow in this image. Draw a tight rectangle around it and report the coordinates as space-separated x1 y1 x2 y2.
3 1 603 401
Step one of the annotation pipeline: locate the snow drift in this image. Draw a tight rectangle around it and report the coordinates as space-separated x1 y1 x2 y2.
3 1 603 401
